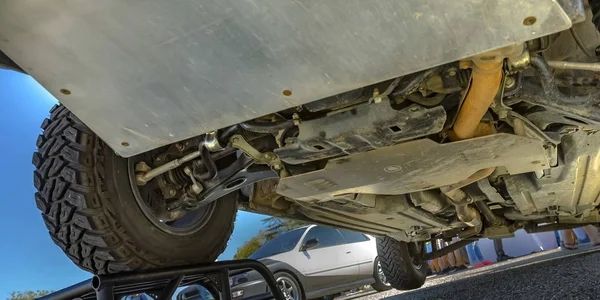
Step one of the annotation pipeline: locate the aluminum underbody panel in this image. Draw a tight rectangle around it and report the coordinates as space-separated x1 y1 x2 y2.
295 194 452 237
504 131 600 216
0 0 579 156
275 103 446 164
277 134 547 201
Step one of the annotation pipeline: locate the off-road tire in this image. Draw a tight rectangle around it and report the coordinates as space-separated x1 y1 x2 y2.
33 104 237 274
371 257 393 292
376 237 426 290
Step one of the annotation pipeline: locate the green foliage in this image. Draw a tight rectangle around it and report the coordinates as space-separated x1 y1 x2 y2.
233 217 307 259
9 290 53 300
262 217 306 241
233 232 265 259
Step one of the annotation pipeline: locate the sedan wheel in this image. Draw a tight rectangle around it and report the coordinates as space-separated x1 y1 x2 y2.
275 272 303 300
377 261 390 286
371 257 393 292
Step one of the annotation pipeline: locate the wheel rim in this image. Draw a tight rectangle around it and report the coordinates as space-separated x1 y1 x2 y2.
127 158 216 236
377 261 391 286
409 242 424 270
276 276 300 300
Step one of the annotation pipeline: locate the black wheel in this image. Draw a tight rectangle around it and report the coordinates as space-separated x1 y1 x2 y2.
33 105 237 274
371 257 393 292
376 237 426 290
274 272 305 300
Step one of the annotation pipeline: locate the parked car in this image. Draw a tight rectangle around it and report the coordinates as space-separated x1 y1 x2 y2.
230 225 391 300
177 285 215 300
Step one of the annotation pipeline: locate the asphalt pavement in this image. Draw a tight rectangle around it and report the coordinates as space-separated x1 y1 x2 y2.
349 245 600 300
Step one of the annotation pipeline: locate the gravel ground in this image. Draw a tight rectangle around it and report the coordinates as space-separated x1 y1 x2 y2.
350 245 600 300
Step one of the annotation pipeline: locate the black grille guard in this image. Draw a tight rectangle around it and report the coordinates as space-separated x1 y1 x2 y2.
37 259 285 300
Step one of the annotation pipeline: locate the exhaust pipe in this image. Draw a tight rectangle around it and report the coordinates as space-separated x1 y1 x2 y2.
453 59 503 139
443 58 504 230
440 168 495 233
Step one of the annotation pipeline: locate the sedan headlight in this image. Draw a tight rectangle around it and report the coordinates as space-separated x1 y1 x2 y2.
231 290 244 298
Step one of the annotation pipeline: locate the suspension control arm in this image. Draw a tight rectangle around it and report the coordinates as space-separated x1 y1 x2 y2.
423 239 473 260
518 55 600 127
136 151 200 185
169 155 278 210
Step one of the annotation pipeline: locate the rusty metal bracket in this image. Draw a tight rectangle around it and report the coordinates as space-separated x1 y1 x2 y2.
230 134 282 170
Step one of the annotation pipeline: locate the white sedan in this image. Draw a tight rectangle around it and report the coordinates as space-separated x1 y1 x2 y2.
230 225 391 300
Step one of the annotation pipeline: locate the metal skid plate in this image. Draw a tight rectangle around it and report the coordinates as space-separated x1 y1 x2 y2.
277 134 548 201
0 0 579 157
504 131 600 216
296 194 450 237
275 103 446 164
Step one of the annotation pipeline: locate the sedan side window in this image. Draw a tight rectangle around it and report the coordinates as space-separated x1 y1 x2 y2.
339 229 369 244
302 226 344 249
249 228 306 259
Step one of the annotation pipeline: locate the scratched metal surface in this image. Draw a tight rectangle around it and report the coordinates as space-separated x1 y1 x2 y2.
0 0 575 156
276 134 547 201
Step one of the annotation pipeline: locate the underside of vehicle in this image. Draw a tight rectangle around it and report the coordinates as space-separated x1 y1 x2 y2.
5 0 600 291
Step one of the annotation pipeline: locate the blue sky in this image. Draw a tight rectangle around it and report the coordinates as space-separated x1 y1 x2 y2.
0 70 266 297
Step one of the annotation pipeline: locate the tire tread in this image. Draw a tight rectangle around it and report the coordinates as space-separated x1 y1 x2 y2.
376 237 426 290
33 105 236 274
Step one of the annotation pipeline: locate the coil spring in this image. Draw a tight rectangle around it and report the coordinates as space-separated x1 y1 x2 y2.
240 127 268 142
457 69 471 88
166 167 190 186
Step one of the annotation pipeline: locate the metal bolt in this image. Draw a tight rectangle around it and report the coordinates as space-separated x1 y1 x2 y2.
498 109 509 119
135 174 148 186
169 189 176 196
409 225 423 236
190 183 203 195
135 161 152 173
272 163 282 170
292 113 301 126
175 143 185 151
372 88 382 103
184 166 192 175
447 68 457 76
504 76 516 89
418 85 427 96
156 157 162 162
